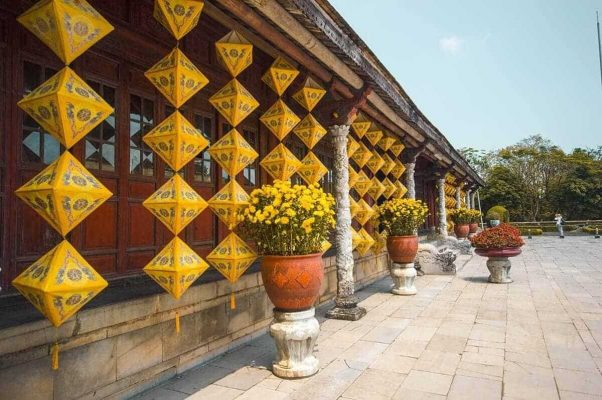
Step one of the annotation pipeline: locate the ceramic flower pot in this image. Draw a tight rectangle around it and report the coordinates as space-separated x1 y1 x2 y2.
469 223 479 233
386 235 419 263
475 247 522 283
261 253 324 312
454 224 470 239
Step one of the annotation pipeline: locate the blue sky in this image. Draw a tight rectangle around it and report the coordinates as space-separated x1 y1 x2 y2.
330 0 602 152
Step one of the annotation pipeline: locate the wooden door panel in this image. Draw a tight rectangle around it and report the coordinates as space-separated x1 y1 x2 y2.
82 201 118 250
128 203 155 247
126 251 154 272
16 202 62 258
86 254 117 275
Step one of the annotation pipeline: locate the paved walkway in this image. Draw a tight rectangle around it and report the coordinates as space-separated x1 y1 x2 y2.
134 237 602 400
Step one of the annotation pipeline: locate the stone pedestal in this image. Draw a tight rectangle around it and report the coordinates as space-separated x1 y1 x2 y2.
486 257 513 283
390 262 417 295
270 308 320 378
415 243 457 275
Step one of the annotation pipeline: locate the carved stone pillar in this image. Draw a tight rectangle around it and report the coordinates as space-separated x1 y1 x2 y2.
325 125 366 321
405 162 416 199
466 189 472 209
437 177 448 236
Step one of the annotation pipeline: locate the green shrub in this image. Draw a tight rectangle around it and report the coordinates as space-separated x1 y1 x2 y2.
486 206 510 222
485 211 501 221
518 227 543 236
583 226 602 234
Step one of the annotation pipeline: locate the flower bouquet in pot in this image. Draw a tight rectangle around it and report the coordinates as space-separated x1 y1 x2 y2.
468 209 481 233
238 180 336 312
448 208 473 239
470 223 524 283
375 198 429 263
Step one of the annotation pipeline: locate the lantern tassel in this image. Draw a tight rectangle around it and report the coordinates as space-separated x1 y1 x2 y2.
230 292 236 310
175 311 180 334
51 343 59 370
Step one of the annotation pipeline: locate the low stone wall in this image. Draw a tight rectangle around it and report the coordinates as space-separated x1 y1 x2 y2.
0 251 389 400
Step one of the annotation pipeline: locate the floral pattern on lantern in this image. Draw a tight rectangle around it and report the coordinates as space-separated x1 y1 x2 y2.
208 180 250 229
293 114 326 149
206 232 257 283
208 128 258 177
215 31 253 77
209 79 259 127
260 99 300 141
260 143 302 181
298 152 328 185
262 56 300 96
292 77 326 112
153 0 205 40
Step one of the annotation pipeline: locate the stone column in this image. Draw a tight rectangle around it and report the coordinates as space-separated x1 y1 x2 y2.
405 161 416 199
466 189 472 209
325 125 366 321
437 177 448 237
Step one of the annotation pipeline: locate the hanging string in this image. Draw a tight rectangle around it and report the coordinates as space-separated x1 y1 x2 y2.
175 311 181 334
230 290 236 310
51 342 60 370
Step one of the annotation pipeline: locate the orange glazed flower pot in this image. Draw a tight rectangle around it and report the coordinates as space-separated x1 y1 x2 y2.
386 235 419 263
469 223 479 233
261 253 324 312
454 224 470 239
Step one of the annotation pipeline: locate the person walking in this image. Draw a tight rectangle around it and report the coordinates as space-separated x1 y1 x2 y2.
554 213 565 238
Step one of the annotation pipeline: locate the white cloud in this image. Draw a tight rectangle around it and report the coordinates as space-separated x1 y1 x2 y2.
439 35 463 54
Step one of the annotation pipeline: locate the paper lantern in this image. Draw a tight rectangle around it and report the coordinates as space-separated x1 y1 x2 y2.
208 128 258 177
15 151 112 236
153 0 204 40
143 236 209 299
143 111 209 171
348 166 359 188
381 154 395 176
207 232 257 283
365 129 383 147
209 79 259 127
390 142 405 157
354 199 374 226
17 67 113 149
215 31 253 77
349 196 360 219
260 143 302 181
378 136 395 152
394 180 408 198
351 142 372 168
143 174 208 235
293 114 326 149
298 152 328 185
292 77 326 112
262 56 300 96
390 160 406 180
382 178 397 199
351 113 371 138
367 177 386 201
351 228 362 251
371 230 387 254
146 48 209 109
17 0 114 65
260 99 300 141
366 152 385 175
446 174 456 184
356 228 375 257
321 240 332 253
208 180 249 229
347 135 360 158
353 170 371 197
12 240 107 327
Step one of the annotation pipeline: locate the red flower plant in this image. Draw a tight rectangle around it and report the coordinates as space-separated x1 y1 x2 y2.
470 223 524 249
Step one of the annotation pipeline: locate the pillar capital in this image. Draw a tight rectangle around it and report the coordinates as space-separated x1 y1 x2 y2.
401 143 427 163
329 124 351 139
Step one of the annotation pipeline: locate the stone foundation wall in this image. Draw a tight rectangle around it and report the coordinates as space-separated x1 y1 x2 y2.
0 252 389 400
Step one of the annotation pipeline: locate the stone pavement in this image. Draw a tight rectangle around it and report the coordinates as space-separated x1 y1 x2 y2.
133 237 602 400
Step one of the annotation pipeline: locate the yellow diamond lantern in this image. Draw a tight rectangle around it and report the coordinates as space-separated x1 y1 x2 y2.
262 56 300 96
143 111 209 171
355 199 374 226
216 31 253 77
210 79 259 127
381 154 395 175
260 99 300 141
208 128 258 177
351 228 362 251
365 129 383 147
390 160 406 180
347 135 360 158
366 152 385 174
292 77 326 112
153 0 204 40
17 0 114 65
348 166 359 188
372 230 387 254
349 196 360 219
354 170 371 197
143 174 208 235
351 113 371 138
394 181 408 198
367 177 386 201
12 240 107 327
321 240 332 253
208 180 249 229
207 232 257 283
351 143 372 168
146 48 209 108
378 136 396 152
293 114 326 149
260 144 302 181
382 178 397 199
298 152 328 185
15 151 112 237
17 67 113 149
143 236 209 299
390 142 405 157
356 228 375 256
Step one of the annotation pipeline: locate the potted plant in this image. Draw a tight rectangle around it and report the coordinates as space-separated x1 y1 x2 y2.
238 180 336 312
486 211 501 227
468 210 481 234
376 198 429 263
471 224 524 283
448 208 472 239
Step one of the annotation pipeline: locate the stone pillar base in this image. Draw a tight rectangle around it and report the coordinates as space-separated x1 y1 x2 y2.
486 257 513 284
325 295 366 321
390 262 417 295
270 308 319 379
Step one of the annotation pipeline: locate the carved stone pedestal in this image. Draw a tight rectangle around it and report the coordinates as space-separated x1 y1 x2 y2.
486 257 513 283
390 262 417 295
325 295 366 321
270 308 319 378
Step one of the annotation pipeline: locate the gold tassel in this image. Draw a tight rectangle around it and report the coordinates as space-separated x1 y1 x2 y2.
175 311 180 334
51 343 59 370
230 292 236 310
